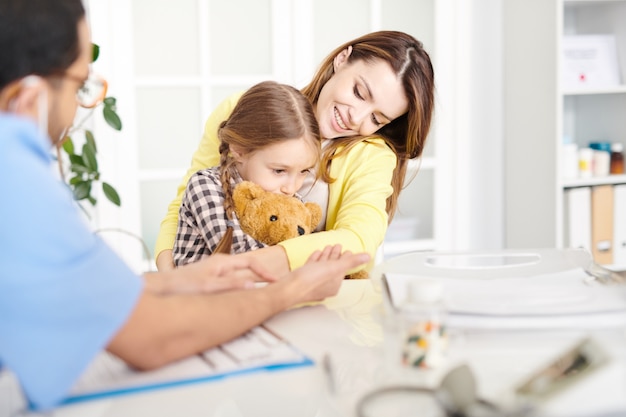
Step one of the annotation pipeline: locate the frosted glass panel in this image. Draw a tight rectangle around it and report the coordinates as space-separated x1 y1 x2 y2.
421 132 435 159
382 0 435 56
136 87 202 170
395 169 434 239
208 0 272 75
211 85 251 109
132 0 200 76
140 179 181 259
312 0 370 64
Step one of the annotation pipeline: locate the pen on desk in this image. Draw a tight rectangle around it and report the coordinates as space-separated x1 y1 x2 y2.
381 274 397 312
322 353 337 396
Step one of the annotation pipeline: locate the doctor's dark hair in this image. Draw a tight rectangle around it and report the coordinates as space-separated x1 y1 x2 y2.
0 0 85 90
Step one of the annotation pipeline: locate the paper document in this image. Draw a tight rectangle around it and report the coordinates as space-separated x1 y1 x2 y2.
383 269 626 329
561 35 621 89
63 325 312 405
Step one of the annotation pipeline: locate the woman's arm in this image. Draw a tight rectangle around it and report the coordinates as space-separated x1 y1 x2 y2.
154 91 245 270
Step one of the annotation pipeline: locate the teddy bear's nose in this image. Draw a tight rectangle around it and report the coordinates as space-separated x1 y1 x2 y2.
297 226 305 236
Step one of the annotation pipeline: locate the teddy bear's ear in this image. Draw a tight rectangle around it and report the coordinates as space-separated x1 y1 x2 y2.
233 181 266 214
305 202 323 231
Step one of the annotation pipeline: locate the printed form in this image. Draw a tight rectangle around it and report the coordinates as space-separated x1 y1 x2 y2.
64 325 312 405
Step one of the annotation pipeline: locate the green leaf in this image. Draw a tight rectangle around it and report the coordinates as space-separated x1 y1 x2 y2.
92 43 100 63
70 164 89 175
69 176 82 185
87 196 97 206
103 97 117 106
69 154 85 166
102 182 121 206
103 106 122 131
73 181 91 200
62 137 75 155
82 143 98 172
85 130 97 153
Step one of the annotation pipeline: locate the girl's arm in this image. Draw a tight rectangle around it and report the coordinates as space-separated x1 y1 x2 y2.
173 170 226 266
155 92 244 270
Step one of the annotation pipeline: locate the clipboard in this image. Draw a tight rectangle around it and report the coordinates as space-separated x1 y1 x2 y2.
61 325 313 406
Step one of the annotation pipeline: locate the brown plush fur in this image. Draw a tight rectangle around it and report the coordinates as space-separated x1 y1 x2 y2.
232 181 369 279
232 182 322 246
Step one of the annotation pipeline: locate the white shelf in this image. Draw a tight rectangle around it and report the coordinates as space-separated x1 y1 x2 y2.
565 0 625 4
562 174 626 188
563 86 626 95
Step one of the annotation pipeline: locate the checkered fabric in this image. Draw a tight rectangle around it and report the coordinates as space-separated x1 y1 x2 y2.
173 167 267 266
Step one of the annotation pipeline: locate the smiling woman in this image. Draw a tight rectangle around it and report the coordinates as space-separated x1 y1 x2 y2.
156 30 435 278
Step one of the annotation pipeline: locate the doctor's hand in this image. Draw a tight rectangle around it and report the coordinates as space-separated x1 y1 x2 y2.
143 253 278 295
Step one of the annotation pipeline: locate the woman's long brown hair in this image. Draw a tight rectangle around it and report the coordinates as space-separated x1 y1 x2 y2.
301 31 435 221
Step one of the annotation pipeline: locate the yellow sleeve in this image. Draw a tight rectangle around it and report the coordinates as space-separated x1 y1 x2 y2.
278 139 395 272
154 91 245 258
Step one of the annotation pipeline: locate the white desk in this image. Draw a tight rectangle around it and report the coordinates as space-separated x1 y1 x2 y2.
3 264 626 417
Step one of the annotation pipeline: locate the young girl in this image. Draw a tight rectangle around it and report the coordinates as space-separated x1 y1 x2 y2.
173 81 321 266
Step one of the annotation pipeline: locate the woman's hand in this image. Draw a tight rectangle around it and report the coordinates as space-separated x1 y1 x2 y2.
145 253 278 295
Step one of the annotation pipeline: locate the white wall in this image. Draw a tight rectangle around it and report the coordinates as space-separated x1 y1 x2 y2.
453 0 504 250
433 0 504 251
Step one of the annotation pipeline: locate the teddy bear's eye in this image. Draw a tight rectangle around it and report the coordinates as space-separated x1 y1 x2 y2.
270 215 278 222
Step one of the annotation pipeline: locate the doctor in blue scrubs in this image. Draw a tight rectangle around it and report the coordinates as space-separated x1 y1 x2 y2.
0 0 370 410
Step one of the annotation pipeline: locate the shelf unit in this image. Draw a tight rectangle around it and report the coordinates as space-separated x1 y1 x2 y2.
504 0 626 267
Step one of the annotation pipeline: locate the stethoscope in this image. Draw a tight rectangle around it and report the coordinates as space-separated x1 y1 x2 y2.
354 364 534 417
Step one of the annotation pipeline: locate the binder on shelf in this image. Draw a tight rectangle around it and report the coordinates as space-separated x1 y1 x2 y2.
613 184 626 266
564 187 591 252
591 185 614 264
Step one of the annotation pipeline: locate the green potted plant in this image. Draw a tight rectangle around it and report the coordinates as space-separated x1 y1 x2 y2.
57 43 122 210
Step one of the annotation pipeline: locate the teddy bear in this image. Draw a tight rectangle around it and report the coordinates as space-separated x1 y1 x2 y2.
232 181 323 246
232 181 369 279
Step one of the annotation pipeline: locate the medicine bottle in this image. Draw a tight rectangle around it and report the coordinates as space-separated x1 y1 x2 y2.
399 279 447 369
561 137 578 179
610 143 624 175
578 148 593 178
